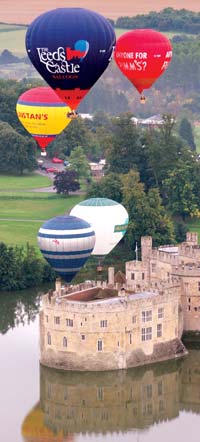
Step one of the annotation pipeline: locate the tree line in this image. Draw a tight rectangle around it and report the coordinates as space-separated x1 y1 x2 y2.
0 242 55 291
113 8 200 34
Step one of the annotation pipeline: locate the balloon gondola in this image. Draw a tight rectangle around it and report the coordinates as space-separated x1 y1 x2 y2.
38 215 96 282
26 8 116 112
114 29 172 102
16 86 72 155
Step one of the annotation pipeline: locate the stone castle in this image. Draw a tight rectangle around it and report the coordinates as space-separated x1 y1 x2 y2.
39 232 200 372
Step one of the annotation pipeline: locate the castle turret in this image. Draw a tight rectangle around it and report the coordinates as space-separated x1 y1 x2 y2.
141 236 152 282
141 236 152 262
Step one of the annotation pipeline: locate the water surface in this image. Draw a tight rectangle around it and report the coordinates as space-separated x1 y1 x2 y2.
0 290 200 442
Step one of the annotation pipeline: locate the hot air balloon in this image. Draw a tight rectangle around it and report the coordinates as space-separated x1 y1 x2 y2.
25 8 116 112
70 198 129 258
16 86 72 156
38 215 95 282
114 29 172 102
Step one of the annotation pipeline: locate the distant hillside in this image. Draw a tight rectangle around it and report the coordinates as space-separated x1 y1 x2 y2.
0 0 200 24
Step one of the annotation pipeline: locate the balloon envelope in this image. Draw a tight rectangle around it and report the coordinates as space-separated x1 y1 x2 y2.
26 8 116 110
70 198 129 256
114 29 172 95
16 86 71 151
38 215 95 282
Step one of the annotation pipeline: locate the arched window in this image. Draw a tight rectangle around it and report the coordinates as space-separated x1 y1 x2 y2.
63 336 67 347
47 332 51 345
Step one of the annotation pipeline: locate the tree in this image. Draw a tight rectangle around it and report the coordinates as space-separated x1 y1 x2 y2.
107 113 143 174
53 170 80 195
121 169 174 247
0 122 37 175
179 117 196 151
162 160 200 219
86 172 123 202
68 146 91 181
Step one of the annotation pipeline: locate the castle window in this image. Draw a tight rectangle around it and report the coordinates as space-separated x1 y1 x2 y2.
157 323 162 338
129 333 132 344
54 316 60 325
97 387 103 401
81 335 85 340
131 273 135 280
188 298 191 303
198 282 200 291
100 320 107 327
142 384 152 399
66 318 73 327
63 337 67 347
141 327 152 341
46 315 48 323
159 400 165 412
158 381 163 396
97 340 103 351
188 306 191 311
132 315 137 324
194 307 198 312
158 307 164 319
47 332 51 345
142 310 152 322
142 273 145 280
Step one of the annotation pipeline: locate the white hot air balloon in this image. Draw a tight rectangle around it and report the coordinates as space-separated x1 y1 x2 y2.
70 198 129 257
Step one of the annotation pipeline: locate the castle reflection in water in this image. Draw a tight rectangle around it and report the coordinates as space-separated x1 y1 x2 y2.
22 348 200 441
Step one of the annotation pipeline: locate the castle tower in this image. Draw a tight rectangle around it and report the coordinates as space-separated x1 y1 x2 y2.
55 277 62 296
141 236 152 283
141 236 152 262
186 232 198 245
108 267 115 286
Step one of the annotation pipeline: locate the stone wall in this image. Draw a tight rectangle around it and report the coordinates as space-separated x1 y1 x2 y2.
40 288 186 371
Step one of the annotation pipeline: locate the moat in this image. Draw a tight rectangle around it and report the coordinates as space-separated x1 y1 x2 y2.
0 290 200 442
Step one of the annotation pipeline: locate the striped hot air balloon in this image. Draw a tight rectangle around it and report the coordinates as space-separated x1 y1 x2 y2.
38 215 95 282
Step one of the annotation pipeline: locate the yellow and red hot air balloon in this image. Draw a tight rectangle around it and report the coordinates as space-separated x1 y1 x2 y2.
16 86 72 155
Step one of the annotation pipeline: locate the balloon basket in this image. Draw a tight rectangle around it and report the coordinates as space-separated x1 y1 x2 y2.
67 111 78 119
41 150 47 157
140 95 146 104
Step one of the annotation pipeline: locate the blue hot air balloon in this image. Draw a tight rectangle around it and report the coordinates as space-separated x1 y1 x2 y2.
38 215 95 282
26 8 116 111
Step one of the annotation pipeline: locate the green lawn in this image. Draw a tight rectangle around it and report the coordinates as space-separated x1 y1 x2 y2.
0 173 84 247
0 174 52 190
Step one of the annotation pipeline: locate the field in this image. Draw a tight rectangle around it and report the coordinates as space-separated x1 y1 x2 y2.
0 23 195 57
0 0 199 24
0 174 83 247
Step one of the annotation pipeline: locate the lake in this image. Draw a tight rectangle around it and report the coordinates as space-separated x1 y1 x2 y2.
0 290 200 442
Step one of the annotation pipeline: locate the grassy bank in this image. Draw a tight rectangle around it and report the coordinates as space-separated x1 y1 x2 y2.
0 173 84 247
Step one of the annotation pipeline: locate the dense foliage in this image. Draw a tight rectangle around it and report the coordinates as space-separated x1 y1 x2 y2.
115 8 200 34
0 242 55 291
